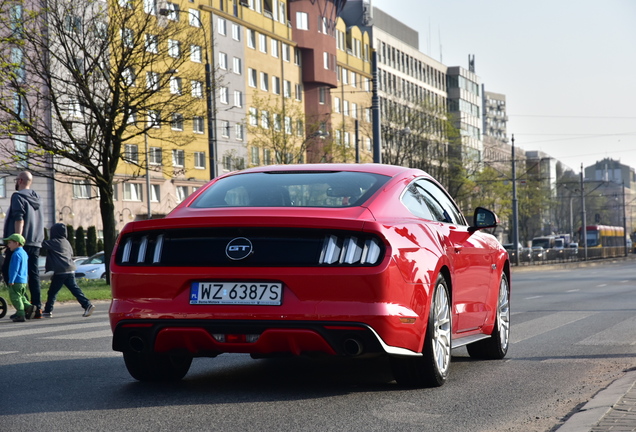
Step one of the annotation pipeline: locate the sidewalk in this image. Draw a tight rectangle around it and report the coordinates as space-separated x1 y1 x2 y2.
556 368 636 431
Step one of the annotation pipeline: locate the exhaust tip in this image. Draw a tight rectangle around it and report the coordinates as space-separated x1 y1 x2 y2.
129 336 145 353
343 338 364 356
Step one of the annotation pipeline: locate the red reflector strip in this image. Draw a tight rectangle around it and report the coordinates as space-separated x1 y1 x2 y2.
226 334 247 343
323 326 365 331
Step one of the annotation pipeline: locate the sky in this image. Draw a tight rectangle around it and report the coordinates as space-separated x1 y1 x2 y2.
370 0 636 174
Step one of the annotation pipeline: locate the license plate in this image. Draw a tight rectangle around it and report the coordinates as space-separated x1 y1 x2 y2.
190 282 283 305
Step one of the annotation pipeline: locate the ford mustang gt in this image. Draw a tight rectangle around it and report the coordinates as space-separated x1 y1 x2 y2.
109 164 510 387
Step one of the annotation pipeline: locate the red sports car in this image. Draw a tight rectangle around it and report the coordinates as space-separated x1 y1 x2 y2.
109 163 510 387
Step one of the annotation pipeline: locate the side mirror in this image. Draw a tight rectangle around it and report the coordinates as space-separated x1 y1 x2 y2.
469 207 499 233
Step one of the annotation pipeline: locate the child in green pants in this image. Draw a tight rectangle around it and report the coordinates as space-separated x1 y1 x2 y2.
4 233 34 322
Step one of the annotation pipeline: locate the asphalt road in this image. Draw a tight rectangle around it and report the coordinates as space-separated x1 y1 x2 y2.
1 260 635 431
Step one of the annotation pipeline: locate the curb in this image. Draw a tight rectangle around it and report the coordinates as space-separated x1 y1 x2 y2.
556 369 636 431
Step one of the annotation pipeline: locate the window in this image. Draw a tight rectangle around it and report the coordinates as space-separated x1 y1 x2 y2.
232 57 242 74
273 113 281 131
351 103 358 119
73 180 91 199
149 147 162 165
343 100 349 116
261 110 269 128
150 184 160 202
295 84 302 101
272 76 280 95
120 28 135 48
64 14 82 33
284 116 292 135
234 90 243 107
219 52 228 69
296 119 304 136
342 67 348 84
145 34 158 53
0 177 5 198
193 116 204 133
221 120 231 137
260 72 269 91
172 149 185 167
263 148 272 165
219 86 228 104
123 183 143 201
122 67 136 87
168 39 181 58
188 8 200 27
147 110 160 128
190 45 201 63
250 147 260 165
218 18 227 35
334 96 341 113
14 135 28 168
283 80 291 98
294 47 301 65
259 33 267 53
124 144 139 163
235 124 244 141
282 43 290 62
247 29 256 48
271 39 279 58
194 151 206 169
144 0 156 14
191 80 203 98
319 87 326 104
176 186 188 203
164 2 180 20
146 72 160 91
323 52 329 69
171 113 184 130
11 48 25 83
351 71 357 87
169 76 182 94
248 68 257 87
296 11 308 30
249 107 258 126
232 23 240 41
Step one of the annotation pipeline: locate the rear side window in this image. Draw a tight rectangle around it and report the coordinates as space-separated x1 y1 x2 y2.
191 171 389 208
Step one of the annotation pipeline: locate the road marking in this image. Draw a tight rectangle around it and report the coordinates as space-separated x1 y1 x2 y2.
511 311 595 344
0 351 19 356
577 316 636 346
524 296 543 300
0 322 108 338
28 351 120 358
567 289 580 292
42 329 112 340
597 284 607 287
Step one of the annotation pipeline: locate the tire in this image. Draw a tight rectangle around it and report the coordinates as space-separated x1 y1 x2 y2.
0 296 7 319
123 351 193 382
391 274 452 387
467 273 510 359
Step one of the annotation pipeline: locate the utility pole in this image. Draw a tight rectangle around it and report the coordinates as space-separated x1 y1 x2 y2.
511 135 520 266
581 164 588 260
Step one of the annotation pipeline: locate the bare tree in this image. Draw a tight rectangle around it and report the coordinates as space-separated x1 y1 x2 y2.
246 94 327 165
0 0 212 279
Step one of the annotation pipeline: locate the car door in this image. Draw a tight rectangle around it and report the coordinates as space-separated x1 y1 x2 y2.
416 180 493 333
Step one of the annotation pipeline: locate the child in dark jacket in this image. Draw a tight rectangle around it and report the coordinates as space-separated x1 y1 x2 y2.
42 223 95 318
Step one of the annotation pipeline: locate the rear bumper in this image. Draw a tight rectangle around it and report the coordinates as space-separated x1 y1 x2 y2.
112 319 421 358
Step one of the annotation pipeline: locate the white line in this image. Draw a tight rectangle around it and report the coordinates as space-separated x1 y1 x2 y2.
524 296 543 300
511 311 595 344
0 351 19 355
0 322 108 338
42 329 113 340
597 284 607 287
28 351 121 358
567 289 580 292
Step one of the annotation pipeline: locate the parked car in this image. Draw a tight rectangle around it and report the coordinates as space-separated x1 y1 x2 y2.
74 252 106 279
567 242 579 259
38 256 53 281
531 246 547 261
110 164 511 387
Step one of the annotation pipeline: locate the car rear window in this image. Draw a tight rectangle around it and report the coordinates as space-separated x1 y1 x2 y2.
191 171 390 208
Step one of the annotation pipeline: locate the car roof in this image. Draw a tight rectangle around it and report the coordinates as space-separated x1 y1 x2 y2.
229 163 416 177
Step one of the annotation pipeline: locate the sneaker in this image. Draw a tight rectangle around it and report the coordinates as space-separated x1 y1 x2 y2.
42 312 53 318
12 315 25 322
9 313 17 320
82 304 95 317
25 305 36 320
33 308 42 319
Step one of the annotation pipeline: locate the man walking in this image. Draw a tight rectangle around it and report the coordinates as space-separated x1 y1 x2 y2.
2 171 45 318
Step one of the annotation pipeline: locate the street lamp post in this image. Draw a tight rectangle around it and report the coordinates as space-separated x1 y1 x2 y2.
159 7 216 180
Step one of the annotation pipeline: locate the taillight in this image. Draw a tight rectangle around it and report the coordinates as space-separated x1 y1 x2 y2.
318 234 383 265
